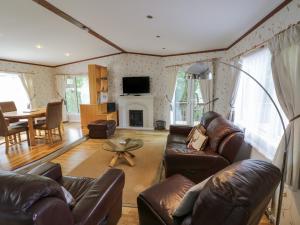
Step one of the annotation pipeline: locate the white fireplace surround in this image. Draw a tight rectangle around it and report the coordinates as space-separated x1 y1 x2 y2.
118 95 154 130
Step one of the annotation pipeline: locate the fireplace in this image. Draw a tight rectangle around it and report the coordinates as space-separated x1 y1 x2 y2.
129 110 143 127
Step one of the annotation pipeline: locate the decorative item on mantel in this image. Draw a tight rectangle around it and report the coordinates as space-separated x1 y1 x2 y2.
155 120 166 130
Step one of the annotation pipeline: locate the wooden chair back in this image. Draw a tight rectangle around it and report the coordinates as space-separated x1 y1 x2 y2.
46 101 63 130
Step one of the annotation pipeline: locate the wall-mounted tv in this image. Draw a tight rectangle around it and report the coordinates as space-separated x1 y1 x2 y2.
122 76 150 94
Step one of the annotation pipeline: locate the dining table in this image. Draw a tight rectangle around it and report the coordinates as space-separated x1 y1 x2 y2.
3 108 46 146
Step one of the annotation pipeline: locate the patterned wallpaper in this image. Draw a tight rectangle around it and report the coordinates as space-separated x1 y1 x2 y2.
0 60 56 107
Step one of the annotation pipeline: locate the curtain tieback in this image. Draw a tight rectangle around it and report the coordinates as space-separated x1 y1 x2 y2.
290 114 300 122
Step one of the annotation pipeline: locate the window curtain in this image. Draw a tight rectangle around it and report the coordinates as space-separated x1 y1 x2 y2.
55 75 68 122
269 23 300 190
165 66 180 111
199 62 214 113
227 59 241 121
18 73 36 108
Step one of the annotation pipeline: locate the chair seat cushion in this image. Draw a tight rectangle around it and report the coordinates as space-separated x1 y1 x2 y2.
138 174 195 225
60 176 95 202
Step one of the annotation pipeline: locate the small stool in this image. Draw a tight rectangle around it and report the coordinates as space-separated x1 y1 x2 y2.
87 120 117 139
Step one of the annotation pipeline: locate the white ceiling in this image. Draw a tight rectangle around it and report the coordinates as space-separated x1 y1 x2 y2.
0 0 118 66
0 0 284 66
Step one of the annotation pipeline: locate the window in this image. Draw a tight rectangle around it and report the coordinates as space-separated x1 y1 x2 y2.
0 72 29 110
234 48 287 160
65 75 89 113
172 70 203 125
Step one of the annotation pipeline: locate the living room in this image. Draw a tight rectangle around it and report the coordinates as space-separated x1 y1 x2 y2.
0 0 299 225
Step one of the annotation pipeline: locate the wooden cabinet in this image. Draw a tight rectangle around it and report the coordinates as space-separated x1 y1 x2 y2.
80 64 118 131
88 64 108 104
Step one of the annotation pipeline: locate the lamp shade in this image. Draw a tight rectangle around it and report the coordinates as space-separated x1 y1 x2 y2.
185 62 212 80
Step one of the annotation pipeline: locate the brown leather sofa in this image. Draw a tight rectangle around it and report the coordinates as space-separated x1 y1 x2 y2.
0 162 125 225
164 111 251 183
137 160 281 225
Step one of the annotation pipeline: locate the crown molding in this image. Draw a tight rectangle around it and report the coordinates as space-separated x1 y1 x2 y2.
0 58 55 68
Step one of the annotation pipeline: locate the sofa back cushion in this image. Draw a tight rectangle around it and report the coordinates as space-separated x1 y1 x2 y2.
0 170 66 213
200 111 221 128
206 117 241 153
191 160 281 225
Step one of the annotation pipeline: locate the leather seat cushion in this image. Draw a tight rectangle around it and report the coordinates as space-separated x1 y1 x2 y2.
0 171 65 212
60 176 95 202
167 134 187 145
139 174 195 225
206 117 241 152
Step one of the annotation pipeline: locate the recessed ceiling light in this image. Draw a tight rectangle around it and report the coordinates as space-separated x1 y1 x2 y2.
162 48 166 50
156 35 160 38
35 44 43 49
146 15 153 19
65 52 71 57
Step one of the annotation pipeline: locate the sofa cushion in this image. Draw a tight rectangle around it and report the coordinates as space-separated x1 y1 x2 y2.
138 174 195 225
191 160 281 225
200 111 221 128
167 134 187 145
206 117 241 152
0 171 66 212
60 176 95 202
173 176 211 217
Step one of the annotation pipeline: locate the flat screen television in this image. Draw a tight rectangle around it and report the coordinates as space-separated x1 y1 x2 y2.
122 76 150 94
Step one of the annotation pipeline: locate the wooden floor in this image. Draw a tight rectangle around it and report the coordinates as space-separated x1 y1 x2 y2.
0 122 83 171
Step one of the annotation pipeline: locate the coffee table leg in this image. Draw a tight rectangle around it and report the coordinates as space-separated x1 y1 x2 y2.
109 153 120 167
126 152 135 158
123 152 135 166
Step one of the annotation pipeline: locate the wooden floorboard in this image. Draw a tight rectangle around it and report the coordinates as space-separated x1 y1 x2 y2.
0 122 83 171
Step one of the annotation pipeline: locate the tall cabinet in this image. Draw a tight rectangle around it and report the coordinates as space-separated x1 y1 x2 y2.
80 64 118 132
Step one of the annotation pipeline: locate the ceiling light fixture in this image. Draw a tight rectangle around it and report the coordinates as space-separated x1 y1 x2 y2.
156 35 160 38
146 15 153 19
162 48 166 50
65 52 71 57
35 44 43 49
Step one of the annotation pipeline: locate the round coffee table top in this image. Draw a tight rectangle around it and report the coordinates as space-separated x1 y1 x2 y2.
103 138 143 152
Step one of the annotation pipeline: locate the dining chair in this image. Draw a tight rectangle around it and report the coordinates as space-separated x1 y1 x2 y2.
34 101 63 144
0 109 29 152
0 101 28 127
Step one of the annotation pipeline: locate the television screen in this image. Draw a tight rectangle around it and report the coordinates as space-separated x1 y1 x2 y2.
122 76 150 94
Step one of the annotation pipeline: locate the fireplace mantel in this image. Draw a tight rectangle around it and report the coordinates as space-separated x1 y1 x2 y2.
118 95 154 130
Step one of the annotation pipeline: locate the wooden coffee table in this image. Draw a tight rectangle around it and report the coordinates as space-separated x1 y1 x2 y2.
103 138 143 167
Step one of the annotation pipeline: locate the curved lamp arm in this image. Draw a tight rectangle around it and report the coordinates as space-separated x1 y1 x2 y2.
217 60 287 225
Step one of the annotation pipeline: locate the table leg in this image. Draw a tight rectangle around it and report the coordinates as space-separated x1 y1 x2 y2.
28 118 36 146
123 152 135 166
109 153 120 167
126 151 135 158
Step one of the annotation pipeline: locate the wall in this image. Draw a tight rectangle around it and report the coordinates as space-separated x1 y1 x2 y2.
0 60 56 107
55 51 226 126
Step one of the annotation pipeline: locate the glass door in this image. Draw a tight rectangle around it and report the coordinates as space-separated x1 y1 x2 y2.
172 70 203 126
65 75 89 121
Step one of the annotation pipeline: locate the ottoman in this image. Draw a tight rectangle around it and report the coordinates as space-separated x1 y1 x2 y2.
88 120 117 138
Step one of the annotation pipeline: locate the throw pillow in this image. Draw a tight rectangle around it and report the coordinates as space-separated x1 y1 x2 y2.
187 128 208 151
61 186 76 208
173 176 211 218
186 124 206 143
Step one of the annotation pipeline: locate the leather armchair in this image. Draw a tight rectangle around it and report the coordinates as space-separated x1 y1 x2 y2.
164 111 251 183
138 160 281 225
0 162 125 225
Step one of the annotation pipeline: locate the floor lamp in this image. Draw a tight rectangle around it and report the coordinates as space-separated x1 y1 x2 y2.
185 60 288 225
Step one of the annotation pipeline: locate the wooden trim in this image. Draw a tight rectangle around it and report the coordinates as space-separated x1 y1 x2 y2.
227 0 293 49
162 48 228 57
54 52 122 67
125 52 163 57
0 58 54 68
32 0 125 52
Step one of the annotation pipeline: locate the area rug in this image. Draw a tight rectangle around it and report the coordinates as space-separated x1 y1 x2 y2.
66 130 168 207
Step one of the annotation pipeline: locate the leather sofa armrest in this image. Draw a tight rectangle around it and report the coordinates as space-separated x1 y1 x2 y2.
72 169 125 225
169 125 193 136
164 153 230 183
27 162 62 181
